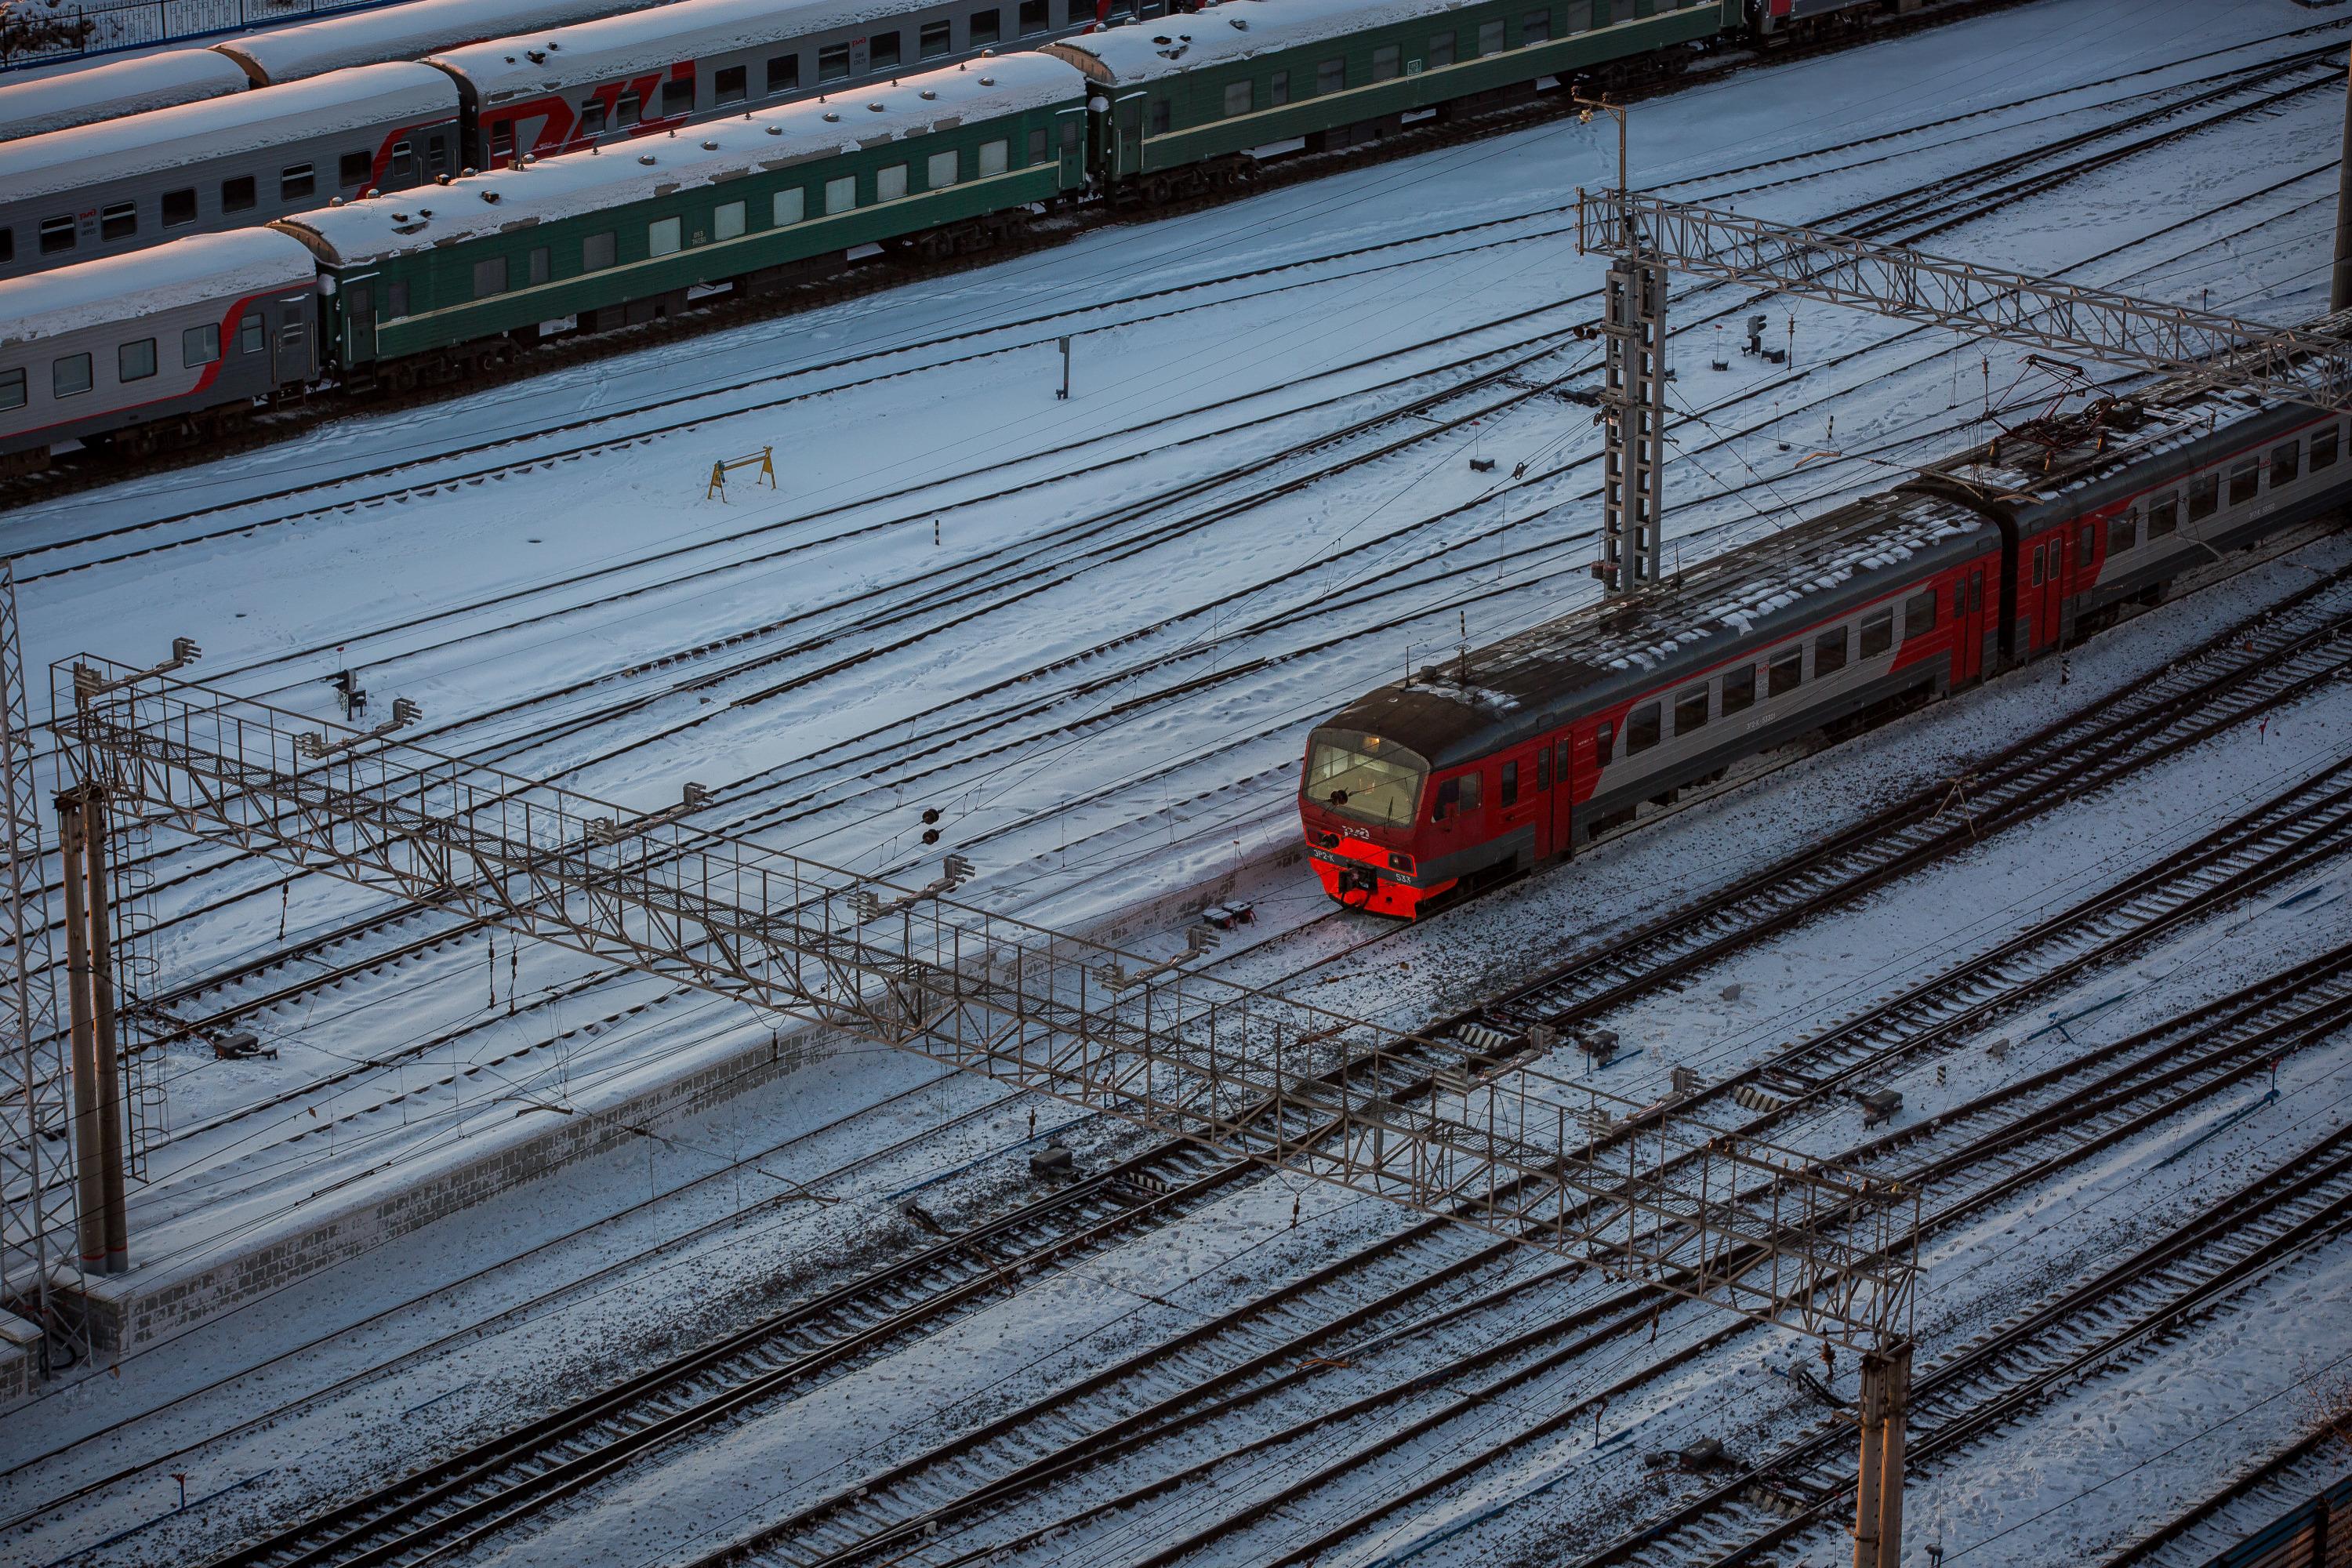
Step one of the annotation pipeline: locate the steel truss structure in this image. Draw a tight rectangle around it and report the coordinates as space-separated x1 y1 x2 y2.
0 564 84 1370
1599 251 1670 593
1576 193 2352 412
53 655 1918 1347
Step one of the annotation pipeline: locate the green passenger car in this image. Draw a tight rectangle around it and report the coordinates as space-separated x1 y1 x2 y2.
276 54 1091 372
1043 0 1733 184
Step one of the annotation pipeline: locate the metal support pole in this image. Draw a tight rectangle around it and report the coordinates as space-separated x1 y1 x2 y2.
56 795 106 1276
82 791 127 1275
1853 1338 1912 1568
1600 256 1668 593
2334 56 2352 314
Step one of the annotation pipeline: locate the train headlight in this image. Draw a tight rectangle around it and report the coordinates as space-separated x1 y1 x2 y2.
1388 852 1413 873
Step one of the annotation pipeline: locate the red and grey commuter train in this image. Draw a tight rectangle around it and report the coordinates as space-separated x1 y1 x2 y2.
1301 383 2352 916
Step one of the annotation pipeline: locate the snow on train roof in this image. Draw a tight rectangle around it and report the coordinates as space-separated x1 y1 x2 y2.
0 64 453 205
428 0 924 104
0 227 316 350
0 48 251 142
216 0 675 85
281 53 1080 264
1045 0 1467 84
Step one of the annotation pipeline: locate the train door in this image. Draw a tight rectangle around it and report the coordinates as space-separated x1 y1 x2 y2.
1548 735 1574 858
1114 93 1144 178
2032 527 2074 652
1057 108 1086 188
342 278 377 368
1950 564 1988 685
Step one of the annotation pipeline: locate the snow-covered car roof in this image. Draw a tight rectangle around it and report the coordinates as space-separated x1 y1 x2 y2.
0 48 252 142
0 64 456 207
1044 0 1458 85
215 0 674 85
0 227 318 350
428 0 931 107
278 53 1083 266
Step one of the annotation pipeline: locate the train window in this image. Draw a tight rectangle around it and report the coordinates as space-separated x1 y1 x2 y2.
1859 608 1893 659
1594 720 1613 759
773 188 804 226
1625 703 1661 756
714 201 745 240
870 31 901 68
1458 771 1480 811
1520 10 1548 45
768 53 799 91
1767 647 1801 697
2147 493 2177 537
0 369 20 412
1904 589 1936 636
1722 664 1755 715
528 246 550 285
1148 99 1171 135
2187 473 2218 521
216 175 257 216
1372 45 1400 81
1067 0 1091 21
391 141 416 177
2107 510 2136 557
979 140 1008 176
1021 0 1048 32
2077 523 2093 563
1062 118 1080 149
100 202 136 242
877 164 908 202
662 78 693 116
1224 80 1252 117
716 65 747 105
490 122 515 159
52 354 92 399
826 175 857 214
927 150 957 189
1499 760 1519 807
339 151 371 187
182 325 220 367
1535 747 1548 792
1479 19 1504 53
118 339 156 383
582 97 611 134
474 256 508 298
0 230 10 263
1428 32 1454 67
1815 626 1848 677
648 216 684 256
280 322 305 351
1270 71 1289 106
971 6 1001 44
616 89 644 126
2229 459 2259 506
920 21 951 57
2272 441 2299 487
1028 126 1048 163
2314 426 2341 470
818 45 851 82
386 281 408 318
583 230 615 270
427 136 449 175
1316 57 1345 93
38 215 74 254
281 164 314 201
1564 0 1592 27
2030 544 2043 586
1674 684 1708 735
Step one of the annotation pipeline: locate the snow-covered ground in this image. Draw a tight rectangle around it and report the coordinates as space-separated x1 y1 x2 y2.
5 0 2350 1563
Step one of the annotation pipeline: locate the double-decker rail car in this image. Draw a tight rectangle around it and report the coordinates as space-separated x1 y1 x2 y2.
0 64 459 282
1301 379 2352 916
1042 0 1728 200
278 53 1088 382
0 227 320 466
426 0 1099 169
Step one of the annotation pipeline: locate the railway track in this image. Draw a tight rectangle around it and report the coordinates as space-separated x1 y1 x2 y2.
2095 1424 2352 1566
706 937 2352 1568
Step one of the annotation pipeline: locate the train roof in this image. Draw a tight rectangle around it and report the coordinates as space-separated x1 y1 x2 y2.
277 52 1082 266
0 63 454 205
0 227 317 350
1323 489 1991 766
427 0 934 105
214 0 674 85
0 48 251 142
1043 0 1464 84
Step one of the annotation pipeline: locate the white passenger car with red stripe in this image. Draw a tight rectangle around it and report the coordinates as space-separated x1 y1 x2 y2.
0 227 320 466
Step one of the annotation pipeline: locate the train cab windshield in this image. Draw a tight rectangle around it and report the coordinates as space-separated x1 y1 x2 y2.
1305 732 1426 827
